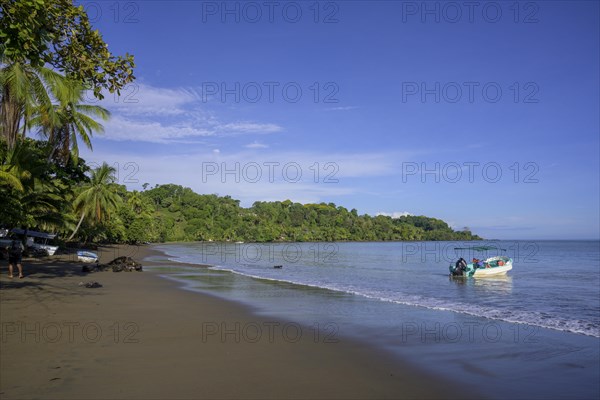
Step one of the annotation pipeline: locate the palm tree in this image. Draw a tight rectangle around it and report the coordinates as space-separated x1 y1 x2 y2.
0 139 70 230
68 162 122 240
20 182 69 231
0 139 36 189
32 80 110 164
127 190 144 214
0 138 41 193
0 60 66 148
0 168 24 191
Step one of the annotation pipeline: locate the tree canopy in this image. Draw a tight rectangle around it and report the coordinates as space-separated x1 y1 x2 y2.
0 0 135 98
0 0 134 238
128 183 482 244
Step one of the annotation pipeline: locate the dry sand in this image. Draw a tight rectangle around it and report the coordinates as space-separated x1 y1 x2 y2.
0 244 474 399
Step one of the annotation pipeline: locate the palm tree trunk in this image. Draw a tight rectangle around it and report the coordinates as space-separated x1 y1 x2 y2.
0 89 22 149
68 211 86 241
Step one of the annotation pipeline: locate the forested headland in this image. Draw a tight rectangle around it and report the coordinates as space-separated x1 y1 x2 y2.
124 183 482 243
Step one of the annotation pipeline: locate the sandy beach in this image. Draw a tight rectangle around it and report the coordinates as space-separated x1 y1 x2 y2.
0 244 475 399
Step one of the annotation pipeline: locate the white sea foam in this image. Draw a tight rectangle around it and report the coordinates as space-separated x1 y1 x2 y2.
206 264 600 338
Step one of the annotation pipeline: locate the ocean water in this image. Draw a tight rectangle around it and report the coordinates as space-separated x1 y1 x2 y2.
149 240 600 399
153 240 600 337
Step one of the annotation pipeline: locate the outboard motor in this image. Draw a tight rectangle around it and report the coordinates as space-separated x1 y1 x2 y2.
451 258 467 276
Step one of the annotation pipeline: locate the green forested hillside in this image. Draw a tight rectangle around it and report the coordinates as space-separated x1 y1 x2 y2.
94 183 482 244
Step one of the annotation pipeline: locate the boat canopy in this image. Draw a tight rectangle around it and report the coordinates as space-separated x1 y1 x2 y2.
11 228 57 240
453 246 506 252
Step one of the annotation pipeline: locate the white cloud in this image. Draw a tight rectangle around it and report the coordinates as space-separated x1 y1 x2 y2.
245 141 269 149
93 83 282 143
216 122 283 134
97 84 199 116
101 116 213 143
376 211 412 218
326 106 359 111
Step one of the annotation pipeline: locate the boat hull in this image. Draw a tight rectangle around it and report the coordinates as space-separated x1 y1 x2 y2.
472 262 512 276
77 251 98 263
78 256 98 263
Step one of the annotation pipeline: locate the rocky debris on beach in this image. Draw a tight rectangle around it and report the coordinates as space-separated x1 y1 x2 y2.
81 256 143 273
105 256 143 272
79 281 102 288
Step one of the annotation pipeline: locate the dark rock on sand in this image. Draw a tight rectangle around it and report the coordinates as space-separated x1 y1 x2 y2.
105 256 143 272
78 281 102 288
81 263 105 273
81 265 93 273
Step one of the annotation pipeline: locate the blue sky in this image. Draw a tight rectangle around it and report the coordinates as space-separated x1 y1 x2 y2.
77 1 599 240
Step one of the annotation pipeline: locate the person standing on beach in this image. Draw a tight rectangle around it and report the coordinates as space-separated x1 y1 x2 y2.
8 239 24 278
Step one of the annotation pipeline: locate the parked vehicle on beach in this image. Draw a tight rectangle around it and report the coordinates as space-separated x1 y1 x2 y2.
9 229 59 256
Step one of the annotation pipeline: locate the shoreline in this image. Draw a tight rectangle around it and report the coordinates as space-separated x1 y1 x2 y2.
1 244 477 399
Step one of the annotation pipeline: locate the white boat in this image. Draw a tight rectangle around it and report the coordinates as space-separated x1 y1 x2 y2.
11 229 59 256
449 246 513 277
77 251 99 263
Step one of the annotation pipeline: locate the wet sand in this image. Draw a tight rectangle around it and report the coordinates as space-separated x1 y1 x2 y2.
0 244 475 399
